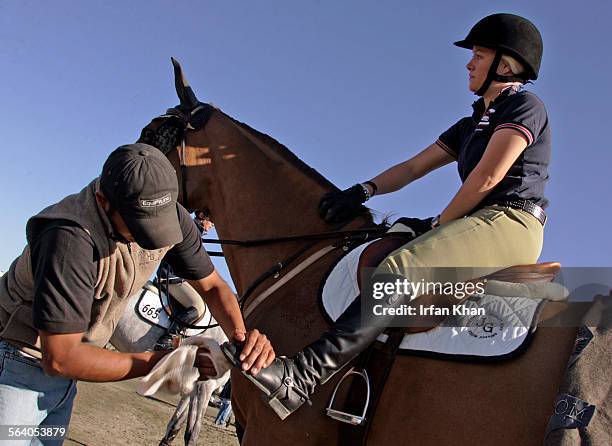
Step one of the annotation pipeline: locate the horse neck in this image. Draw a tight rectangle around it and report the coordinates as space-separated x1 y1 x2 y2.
183 111 373 294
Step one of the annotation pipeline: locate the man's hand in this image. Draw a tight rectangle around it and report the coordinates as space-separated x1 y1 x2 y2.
187 273 275 376
233 328 275 376
194 347 219 379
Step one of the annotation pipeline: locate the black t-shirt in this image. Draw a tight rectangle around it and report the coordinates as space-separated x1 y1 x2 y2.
436 87 551 208
30 205 214 334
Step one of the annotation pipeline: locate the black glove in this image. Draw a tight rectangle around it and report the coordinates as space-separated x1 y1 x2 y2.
318 184 368 223
391 216 434 238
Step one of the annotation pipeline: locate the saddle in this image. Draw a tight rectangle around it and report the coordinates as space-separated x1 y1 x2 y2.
356 235 561 332
333 235 562 446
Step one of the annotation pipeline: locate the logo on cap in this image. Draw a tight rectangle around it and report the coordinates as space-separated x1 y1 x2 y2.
141 194 172 208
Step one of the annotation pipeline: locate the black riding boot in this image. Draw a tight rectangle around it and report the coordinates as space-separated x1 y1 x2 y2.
221 274 407 420
154 306 200 351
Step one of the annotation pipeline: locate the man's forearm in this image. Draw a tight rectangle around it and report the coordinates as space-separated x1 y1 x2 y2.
43 343 169 382
188 277 246 339
204 287 246 338
187 273 275 373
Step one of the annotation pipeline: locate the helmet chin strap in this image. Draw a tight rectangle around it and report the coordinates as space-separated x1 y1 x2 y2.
475 51 526 96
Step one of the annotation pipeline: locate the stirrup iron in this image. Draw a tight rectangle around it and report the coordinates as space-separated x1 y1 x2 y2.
326 367 370 426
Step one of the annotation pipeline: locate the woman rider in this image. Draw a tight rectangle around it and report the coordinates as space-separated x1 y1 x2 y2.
223 13 551 420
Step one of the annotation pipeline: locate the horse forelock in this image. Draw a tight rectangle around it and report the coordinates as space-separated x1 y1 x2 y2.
137 115 185 155
137 102 216 154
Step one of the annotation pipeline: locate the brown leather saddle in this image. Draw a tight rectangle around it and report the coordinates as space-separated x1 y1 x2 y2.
334 235 561 445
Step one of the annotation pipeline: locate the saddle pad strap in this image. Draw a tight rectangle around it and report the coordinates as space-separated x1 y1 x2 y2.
337 329 405 446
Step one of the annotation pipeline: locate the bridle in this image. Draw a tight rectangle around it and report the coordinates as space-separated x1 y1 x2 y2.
153 102 216 213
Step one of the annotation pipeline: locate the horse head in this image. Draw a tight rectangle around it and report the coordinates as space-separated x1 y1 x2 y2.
138 58 375 293
137 58 216 215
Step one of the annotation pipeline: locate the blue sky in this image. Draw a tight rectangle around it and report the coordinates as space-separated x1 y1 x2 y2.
1 1 610 282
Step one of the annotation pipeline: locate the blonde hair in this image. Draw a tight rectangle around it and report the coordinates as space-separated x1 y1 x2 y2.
500 54 525 77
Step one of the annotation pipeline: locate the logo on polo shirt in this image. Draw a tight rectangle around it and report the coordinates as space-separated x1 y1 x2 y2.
141 194 172 208
475 118 489 132
475 108 497 132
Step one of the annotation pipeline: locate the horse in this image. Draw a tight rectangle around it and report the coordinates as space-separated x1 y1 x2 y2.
111 280 230 446
139 58 579 445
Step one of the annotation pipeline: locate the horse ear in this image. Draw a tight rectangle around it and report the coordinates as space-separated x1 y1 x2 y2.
171 57 200 110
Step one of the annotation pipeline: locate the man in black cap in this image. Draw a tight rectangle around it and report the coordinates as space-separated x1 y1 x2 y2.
0 143 274 434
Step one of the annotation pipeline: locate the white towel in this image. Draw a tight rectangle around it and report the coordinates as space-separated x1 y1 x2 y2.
138 336 231 397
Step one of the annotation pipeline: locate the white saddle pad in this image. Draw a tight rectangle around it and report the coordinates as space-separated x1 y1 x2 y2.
320 240 548 360
321 240 376 322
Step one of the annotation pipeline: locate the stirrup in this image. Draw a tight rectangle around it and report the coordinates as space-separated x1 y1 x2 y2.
326 367 370 426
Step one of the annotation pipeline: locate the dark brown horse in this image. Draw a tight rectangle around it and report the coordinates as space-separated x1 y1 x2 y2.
141 59 578 445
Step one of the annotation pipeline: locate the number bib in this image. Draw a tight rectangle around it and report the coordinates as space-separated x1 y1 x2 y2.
135 287 211 336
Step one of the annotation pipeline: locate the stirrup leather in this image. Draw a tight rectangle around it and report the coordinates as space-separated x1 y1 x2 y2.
326 367 370 425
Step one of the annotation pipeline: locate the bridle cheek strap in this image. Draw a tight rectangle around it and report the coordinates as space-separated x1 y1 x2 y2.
179 138 192 212
163 103 215 212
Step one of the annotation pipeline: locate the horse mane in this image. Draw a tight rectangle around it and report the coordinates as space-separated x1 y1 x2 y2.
225 113 389 228
224 112 339 192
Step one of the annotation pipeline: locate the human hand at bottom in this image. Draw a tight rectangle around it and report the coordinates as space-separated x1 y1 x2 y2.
232 328 275 376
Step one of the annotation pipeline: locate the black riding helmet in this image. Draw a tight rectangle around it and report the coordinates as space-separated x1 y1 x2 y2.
455 13 543 96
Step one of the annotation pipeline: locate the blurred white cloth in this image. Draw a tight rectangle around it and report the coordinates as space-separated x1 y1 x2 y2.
138 336 231 397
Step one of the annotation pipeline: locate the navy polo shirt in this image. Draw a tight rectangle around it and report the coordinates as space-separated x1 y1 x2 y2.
436 87 551 209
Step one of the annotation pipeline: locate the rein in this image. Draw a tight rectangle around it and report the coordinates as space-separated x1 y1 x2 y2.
234 227 414 319
202 227 388 248
203 225 388 311
226 226 392 313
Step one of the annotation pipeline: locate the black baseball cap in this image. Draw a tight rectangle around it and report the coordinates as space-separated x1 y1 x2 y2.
99 143 182 250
